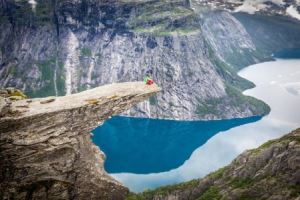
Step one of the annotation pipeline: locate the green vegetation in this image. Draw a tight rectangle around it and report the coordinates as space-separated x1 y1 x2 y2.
197 186 222 200
199 39 271 118
126 179 199 200
81 47 92 57
56 61 66 96
126 193 145 200
230 178 253 189
249 140 275 154
238 193 258 200
27 57 65 98
37 58 56 81
205 39 254 91
133 24 199 36
225 84 270 115
35 2 54 25
8 65 18 76
289 185 300 197
196 98 221 117
195 84 270 118
128 1 200 36
26 58 56 97
250 133 300 154
132 6 192 23
8 88 27 99
207 167 227 179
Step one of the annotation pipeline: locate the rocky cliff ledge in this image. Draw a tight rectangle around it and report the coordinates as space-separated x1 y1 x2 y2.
128 128 300 200
0 82 160 200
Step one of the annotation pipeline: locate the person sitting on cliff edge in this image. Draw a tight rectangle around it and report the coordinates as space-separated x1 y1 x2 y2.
144 68 154 85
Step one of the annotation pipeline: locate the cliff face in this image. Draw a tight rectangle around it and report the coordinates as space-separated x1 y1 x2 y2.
0 82 160 200
3 0 296 120
128 128 300 200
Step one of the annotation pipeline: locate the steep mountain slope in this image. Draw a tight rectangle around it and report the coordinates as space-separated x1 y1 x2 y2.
127 128 300 200
234 12 300 57
1 0 299 120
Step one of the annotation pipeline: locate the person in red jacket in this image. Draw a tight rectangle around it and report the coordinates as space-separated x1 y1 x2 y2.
144 68 154 85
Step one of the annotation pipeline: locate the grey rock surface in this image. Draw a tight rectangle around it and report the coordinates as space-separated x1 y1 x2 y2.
0 97 9 117
0 82 160 200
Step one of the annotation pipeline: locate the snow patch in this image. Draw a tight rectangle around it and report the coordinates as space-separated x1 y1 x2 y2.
286 5 300 20
28 0 37 11
234 0 286 14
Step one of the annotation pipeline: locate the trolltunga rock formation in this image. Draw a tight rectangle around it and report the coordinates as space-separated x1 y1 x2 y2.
0 82 160 200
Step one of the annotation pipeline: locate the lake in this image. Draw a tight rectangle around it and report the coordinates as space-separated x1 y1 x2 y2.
93 116 261 174
93 58 300 192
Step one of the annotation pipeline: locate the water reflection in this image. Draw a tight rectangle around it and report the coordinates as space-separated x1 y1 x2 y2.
93 116 261 174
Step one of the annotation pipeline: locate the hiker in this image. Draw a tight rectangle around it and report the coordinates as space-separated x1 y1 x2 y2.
144 68 154 85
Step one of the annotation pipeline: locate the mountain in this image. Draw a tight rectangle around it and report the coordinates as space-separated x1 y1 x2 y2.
127 128 300 200
1 0 300 120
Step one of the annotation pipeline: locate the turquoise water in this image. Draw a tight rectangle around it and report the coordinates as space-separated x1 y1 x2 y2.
92 116 261 174
273 48 300 59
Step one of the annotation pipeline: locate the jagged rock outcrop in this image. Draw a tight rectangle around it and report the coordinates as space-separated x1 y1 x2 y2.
0 82 160 200
128 128 300 200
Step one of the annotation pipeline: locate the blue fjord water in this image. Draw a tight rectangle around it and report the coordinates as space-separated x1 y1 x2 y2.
273 48 300 59
92 116 261 174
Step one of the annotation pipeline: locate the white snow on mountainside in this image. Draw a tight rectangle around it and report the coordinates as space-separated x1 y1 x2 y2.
193 0 300 20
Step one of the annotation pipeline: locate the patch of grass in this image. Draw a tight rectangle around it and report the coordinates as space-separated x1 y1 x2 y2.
35 3 53 24
154 27 200 36
251 140 276 154
81 47 92 57
36 58 55 81
130 5 192 25
127 179 199 200
8 65 18 76
230 178 253 189
207 167 227 179
27 57 62 98
280 134 300 143
197 186 222 200
288 185 300 197
129 2 200 36
132 21 199 36
126 193 146 200
238 193 258 200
